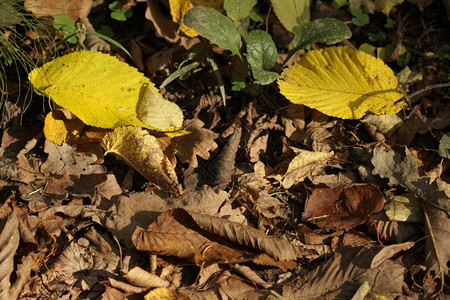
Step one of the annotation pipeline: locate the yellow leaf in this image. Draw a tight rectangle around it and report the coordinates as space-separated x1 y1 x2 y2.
43 110 85 145
29 51 183 131
102 126 182 195
278 46 406 119
271 0 310 32
374 0 405 15
169 0 224 37
138 83 183 132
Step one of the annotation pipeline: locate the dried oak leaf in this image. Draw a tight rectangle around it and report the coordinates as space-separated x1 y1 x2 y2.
132 208 312 266
167 119 219 168
302 184 384 230
0 210 19 299
102 126 181 195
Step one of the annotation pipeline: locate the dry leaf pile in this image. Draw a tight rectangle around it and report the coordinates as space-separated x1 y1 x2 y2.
1 0 449 299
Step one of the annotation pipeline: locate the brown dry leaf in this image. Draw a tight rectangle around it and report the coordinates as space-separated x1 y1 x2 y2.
302 184 385 230
123 266 169 288
283 243 414 299
282 103 306 141
106 186 227 248
168 119 219 168
43 110 85 146
132 208 311 266
0 210 19 299
24 0 93 20
102 126 181 195
280 147 334 189
423 201 450 292
41 140 105 176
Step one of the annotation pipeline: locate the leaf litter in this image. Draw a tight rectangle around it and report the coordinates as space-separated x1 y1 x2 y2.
1 0 450 299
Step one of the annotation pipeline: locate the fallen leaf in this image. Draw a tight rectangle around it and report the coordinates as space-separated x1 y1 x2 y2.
384 193 424 222
29 51 183 131
271 0 310 33
25 0 92 20
283 243 413 299
132 208 312 266
102 126 181 195
43 110 85 145
0 210 19 299
302 184 385 229
124 266 169 288
374 0 405 15
278 46 406 119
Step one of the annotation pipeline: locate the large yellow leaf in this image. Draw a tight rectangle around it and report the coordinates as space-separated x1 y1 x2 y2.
102 126 182 195
278 46 406 119
29 51 183 131
169 0 224 37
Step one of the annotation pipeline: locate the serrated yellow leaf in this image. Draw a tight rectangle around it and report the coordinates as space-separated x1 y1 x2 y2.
169 0 224 37
102 126 181 195
278 46 406 119
29 51 183 131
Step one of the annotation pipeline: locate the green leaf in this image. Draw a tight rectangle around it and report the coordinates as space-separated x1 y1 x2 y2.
271 0 310 33
160 61 201 88
252 67 279 85
224 0 257 22
438 132 450 159
289 18 352 55
53 14 75 30
184 7 242 60
249 7 264 22
247 30 278 71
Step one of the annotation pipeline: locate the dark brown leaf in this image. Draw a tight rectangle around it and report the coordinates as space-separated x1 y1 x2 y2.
302 184 384 229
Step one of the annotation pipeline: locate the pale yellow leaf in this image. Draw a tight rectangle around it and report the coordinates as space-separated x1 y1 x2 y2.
375 0 405 15
124 266 169 288
271 0 310 32
278 46 406 119
102 126 181 195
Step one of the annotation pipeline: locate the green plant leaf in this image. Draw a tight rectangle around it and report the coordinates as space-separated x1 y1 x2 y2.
160 61 201 88
184 6 242 60
290 18 351 52
270 0 310 33
247 30 278 71
224 0 257 22
252 67 279 85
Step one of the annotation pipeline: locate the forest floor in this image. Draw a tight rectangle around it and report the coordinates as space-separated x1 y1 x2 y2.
0 0 449 299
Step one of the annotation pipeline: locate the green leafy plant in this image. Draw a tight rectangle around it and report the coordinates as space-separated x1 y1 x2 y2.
109 0 133 22
53 14 78 44
165 0 351 103
351 7 370 27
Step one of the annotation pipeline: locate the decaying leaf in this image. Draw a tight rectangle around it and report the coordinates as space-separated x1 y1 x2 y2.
283 243 414 299
0 210 19 299
132 208 313 267
124 267 169 288
25 0 92 20
102 126 181 195
280 147 334 188
302 184 385 229
29 51 183 131
375 0 405 15
278 46 406 119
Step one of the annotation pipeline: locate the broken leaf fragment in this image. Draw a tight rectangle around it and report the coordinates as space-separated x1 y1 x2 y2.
102 126 181 195
43 110 85 145
278 46 406 119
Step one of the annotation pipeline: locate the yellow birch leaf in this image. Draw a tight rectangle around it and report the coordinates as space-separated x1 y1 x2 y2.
28 51 183 131
102 126 182 195
278 46 406 119
44 110 85 145
169 0 224 37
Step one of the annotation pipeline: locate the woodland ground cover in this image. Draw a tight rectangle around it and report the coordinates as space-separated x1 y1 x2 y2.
0 0 449 299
